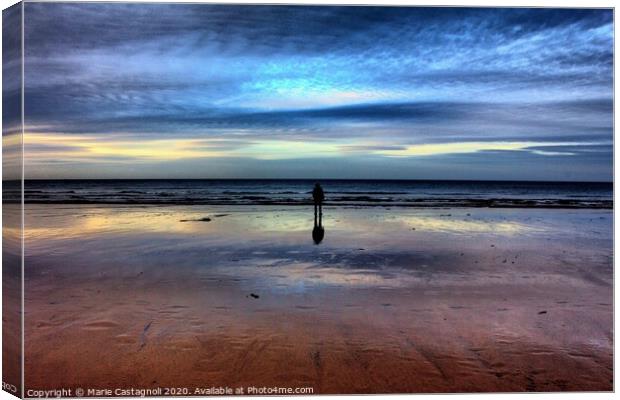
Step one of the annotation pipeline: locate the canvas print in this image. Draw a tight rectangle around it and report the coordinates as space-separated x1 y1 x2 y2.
2 2 614 396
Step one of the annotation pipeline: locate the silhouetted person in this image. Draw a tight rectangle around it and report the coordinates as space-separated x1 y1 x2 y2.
312 183 326 244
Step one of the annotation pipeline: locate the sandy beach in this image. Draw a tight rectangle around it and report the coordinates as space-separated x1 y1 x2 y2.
7 3 614 396
23 204 612 393
3 203 22 394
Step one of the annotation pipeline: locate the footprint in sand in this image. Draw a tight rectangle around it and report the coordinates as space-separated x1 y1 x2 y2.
82 320 120 331
115 333 137 345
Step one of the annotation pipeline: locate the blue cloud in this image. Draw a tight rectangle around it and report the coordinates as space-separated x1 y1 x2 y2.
21 4 613 180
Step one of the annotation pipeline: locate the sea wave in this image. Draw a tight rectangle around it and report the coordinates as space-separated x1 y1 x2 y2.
5 192 612 209
4 180 612 209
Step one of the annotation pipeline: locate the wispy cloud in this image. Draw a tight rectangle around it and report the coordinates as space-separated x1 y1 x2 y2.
370 141 606 157
20 4 613 180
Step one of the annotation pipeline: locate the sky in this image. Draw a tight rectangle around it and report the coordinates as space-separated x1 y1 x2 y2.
21 4 613 181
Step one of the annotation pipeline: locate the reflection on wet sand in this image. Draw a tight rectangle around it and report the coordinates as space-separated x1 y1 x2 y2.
23 206 544 245
312 202 325 245
24 205 612 393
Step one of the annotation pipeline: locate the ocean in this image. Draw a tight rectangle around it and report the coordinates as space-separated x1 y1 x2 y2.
8 179 612 208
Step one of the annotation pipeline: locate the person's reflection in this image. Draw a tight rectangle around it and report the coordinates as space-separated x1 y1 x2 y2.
312 183 325 244
312 214 325 245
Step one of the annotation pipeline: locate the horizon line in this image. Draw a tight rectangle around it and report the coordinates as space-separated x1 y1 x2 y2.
17 178 614 184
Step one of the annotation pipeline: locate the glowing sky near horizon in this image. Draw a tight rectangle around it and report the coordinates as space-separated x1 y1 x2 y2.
17 4 613 180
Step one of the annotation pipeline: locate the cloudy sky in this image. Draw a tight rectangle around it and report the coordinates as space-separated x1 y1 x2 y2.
22 4 613 180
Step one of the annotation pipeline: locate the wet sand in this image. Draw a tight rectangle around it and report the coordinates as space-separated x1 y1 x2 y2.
3 204 22 394
23 205 612 393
